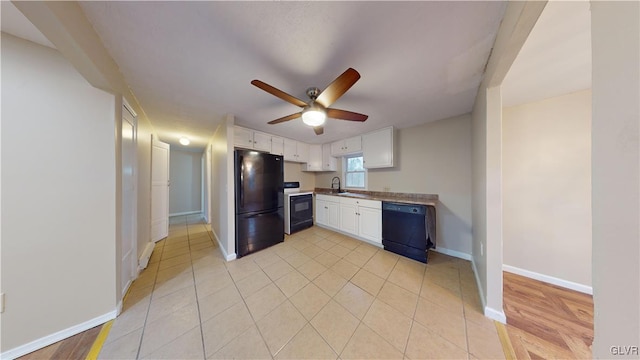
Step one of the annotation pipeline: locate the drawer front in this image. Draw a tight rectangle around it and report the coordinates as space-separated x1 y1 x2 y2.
316 194 339 203
338 197 381 209
356 198 382 209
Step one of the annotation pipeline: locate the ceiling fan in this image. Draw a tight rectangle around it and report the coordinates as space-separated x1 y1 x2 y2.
251 68 368 135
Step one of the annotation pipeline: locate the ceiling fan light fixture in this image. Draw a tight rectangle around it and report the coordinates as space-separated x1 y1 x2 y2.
301 103 326 127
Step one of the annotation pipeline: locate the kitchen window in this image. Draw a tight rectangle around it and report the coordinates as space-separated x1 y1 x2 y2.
344 154 366 189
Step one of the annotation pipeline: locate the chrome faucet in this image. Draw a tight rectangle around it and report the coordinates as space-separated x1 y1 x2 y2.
331 176 342 193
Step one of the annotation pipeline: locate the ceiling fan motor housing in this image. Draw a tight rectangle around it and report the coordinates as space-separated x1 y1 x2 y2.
306 87 321 100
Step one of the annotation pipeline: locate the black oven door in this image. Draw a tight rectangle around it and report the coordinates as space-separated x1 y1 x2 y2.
290 194 313 233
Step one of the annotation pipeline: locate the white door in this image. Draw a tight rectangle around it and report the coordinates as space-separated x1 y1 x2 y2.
327 202 340 229
315 199 327 226
121 103 137 296
358 207 382 244
205 145 212 224
339 203 358 236
151 137 170 242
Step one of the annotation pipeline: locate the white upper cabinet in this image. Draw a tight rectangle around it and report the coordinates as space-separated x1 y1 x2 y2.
302 144 323 171
271 136 284 156
322 143 337 171
284 138 310 163
362 126 394 168
330 136 362 156
252 131 272 152
303 144 336 172
234 126 253 148
234 126 272 152
297 142 309 163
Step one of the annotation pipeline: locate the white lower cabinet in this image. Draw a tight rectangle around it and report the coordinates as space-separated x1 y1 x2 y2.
316 195 339 228
316 194 382 244
358 205 382 243
339 202 358 236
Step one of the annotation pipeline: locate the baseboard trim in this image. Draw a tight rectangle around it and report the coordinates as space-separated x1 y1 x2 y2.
138 241 155 271
169 210 202 217
211 227 236 261
485 306 507 323
1 310 117 360
432 247 472 261
503 264 593 295
470 259 505 323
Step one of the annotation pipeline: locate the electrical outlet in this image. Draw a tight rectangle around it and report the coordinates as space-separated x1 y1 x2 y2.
1 293 5 313
383 185 391 192
480 243 484 256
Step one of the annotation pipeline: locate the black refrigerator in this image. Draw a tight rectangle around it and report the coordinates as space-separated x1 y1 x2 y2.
234 149 284 258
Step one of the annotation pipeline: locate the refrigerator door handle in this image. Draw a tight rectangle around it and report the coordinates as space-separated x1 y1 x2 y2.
239 156 244 210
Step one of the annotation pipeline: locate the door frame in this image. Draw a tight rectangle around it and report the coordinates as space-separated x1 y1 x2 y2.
121 99 138 300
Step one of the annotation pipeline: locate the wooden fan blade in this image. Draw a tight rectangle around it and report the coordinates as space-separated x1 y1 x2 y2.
268 112 302 125
326 108 368 122
313 126 324 135
315 68 361 108
251 80 307 107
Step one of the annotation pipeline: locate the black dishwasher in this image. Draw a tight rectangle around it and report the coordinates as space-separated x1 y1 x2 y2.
382 202 435 263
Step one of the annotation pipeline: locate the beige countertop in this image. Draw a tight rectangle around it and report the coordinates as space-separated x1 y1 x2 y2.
313 188 438 207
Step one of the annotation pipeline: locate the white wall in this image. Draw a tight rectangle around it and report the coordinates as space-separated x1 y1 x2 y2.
284 162 316 191
209 115 235 260
318 115 473 257
503 90 592 289
591 2 640 357
169 149 202 215
1 34 117 353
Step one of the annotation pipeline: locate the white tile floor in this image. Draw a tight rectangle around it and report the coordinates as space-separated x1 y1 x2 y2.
98 214 505 359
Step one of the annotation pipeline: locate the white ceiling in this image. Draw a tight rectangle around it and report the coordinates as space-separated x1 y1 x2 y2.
2 1 593 149
75 1 507 149
502 1 591 107
1 1 55 49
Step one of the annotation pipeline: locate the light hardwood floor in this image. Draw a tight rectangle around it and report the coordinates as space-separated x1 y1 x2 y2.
503 271 594 359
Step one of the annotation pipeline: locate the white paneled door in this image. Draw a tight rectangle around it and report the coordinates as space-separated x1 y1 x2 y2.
151 136 170 242
121 102 137 297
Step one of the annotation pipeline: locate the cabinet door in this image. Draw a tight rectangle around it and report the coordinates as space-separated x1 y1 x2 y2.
330 140 344 156
271 136 284 156
358 206 382 243
283 138 297 161
339 203 358 236
296 142 310 163
322 143 336 171
363 127 394 168
344 136 362 154
252 131 272 152
315 199 327 226
234 126 253 149
304 144 322 171
327 201 340 229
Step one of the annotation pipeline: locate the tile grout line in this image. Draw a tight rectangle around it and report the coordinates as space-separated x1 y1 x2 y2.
134 215 187 359
185 216 208 360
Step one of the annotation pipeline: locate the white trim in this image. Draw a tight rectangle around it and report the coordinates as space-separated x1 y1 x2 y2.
503 264 593 295
1 310 117 360
138 241 156 272
485 306 507 324
169 210 202 217
432 247 472 261
122 97 137 117
211 227 237 261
